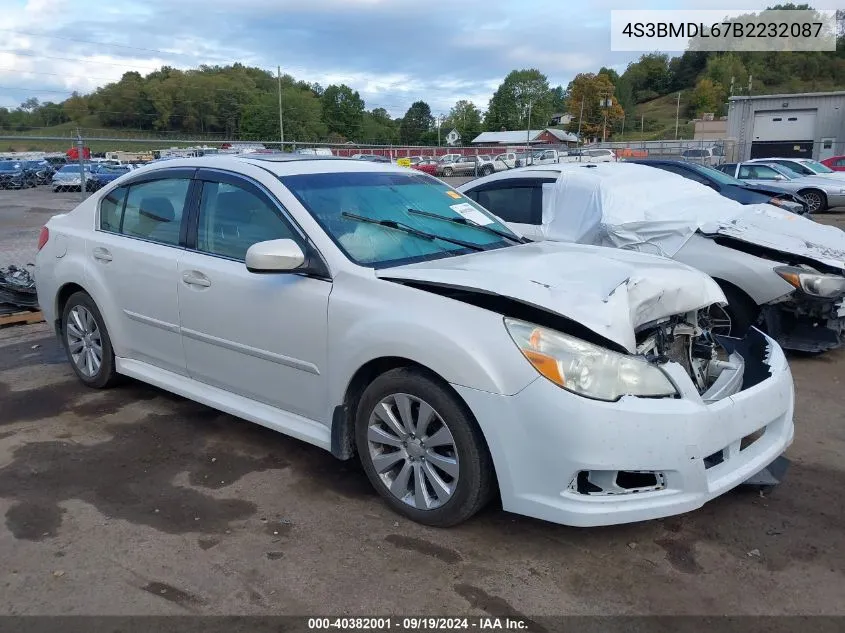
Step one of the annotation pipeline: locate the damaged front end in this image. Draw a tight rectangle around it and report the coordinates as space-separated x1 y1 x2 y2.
636 309 772 403
763 265 845 353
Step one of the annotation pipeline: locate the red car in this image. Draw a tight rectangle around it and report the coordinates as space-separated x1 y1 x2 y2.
820 155 845 171
411 156 438 175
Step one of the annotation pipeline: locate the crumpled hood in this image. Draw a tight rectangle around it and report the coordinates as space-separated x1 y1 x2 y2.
701 204 845 272
377 241 726 353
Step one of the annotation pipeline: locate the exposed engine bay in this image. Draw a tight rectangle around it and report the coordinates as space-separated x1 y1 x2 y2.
636 310 771 402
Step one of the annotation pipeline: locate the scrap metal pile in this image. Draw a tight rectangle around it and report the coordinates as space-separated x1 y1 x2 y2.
0 265 38 310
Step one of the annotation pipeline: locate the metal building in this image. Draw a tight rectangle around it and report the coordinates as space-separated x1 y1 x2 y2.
726 91 845 162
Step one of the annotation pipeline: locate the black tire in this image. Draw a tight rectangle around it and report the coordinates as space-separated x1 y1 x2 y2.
481 165 494 176
61 291 120 389
443 167 453 177
798 189 827 213
713 283 759 338
355 368 495 527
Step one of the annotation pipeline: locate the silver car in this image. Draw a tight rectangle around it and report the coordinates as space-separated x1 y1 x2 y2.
718 161 845 213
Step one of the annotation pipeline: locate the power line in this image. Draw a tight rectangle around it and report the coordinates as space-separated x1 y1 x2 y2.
0 29 196 58
0 49 166 72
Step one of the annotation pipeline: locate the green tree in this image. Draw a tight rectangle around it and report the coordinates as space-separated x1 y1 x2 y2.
621 53 672 102
399 101 433 144
321 84 365 140
564 73 624 140
705 54 748 96
445 100 482 144
63 92 89 123
484 69 553 131
549 85 567 115
241 87 326 142
689 78 725 117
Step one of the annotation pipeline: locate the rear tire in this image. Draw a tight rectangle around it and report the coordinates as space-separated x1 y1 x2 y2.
62 291 120 389
355 368 495 527
443 167 453 176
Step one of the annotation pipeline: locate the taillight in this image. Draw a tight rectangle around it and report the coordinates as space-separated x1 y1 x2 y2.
37 226 49 251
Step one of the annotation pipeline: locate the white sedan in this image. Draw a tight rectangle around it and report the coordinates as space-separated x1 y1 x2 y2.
36 155 794 527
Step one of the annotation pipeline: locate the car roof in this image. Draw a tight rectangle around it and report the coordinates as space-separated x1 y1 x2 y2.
462 161 696 187
115 153 412 178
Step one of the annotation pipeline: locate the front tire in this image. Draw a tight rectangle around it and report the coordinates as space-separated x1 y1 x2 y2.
355 368 494 527
62 292 120 389
798 189 827 213
442 167 453 177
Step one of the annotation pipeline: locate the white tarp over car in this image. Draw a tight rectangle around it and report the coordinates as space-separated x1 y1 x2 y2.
379 240 726 353
540 163 845 271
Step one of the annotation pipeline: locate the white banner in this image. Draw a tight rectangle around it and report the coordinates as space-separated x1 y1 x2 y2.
611 9 837 52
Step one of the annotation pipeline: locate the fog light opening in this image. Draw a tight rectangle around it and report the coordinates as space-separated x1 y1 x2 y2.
570 470 666 496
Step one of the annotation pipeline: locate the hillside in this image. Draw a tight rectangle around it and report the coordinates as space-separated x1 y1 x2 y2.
620 76 845 143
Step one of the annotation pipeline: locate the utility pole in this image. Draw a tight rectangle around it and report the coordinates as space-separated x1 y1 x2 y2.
620 114 625 141
526 100 533 163
576 96 585 140
747 74 753 96
277 66 285 149
641 115 644 135
76 129 86 194
674 91 681 140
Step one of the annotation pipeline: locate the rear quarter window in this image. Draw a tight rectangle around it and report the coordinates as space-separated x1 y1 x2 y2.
99 186 128 232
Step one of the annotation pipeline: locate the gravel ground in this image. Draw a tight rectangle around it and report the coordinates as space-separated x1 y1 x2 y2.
0 185 844 617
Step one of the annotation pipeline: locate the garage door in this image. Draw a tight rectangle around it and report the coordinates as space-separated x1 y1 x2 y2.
750 110 816 158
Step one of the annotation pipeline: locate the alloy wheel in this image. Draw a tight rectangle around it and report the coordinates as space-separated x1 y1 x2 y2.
66 305 103 378
366 393 459 511
802 191 823 213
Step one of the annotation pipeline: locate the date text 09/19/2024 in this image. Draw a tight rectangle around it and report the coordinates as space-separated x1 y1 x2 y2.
307 617 531 630
621 21 824 39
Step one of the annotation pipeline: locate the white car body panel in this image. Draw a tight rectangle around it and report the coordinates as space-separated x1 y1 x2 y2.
377 241 726 354
35 155 795 527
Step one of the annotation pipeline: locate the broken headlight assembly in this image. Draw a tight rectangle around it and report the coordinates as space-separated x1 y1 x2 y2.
504 318 678 402
775 266 845 298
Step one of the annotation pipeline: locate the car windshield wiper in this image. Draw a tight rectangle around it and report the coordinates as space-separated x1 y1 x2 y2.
407 208 529 244
341 212 484 251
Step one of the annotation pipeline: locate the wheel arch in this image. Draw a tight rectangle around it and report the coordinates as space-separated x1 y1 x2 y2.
796 187 828 211
330 356 496 479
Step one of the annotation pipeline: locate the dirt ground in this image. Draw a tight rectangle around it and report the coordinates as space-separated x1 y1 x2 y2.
0 186 844 617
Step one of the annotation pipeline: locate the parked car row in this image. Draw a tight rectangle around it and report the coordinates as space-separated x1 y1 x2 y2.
0 158 57 189
717 160 845 213
38 152 841 531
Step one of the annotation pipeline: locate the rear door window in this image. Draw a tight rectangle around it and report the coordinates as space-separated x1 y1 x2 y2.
121 178 191 246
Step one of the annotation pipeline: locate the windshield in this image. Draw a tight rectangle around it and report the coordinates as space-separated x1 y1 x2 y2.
0 162 21 171
280 171 518 267
58 165 84 173
802 159 834 174
767 163 804 179
692 163 745 186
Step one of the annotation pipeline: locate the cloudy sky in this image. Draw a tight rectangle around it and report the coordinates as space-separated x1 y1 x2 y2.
1 0 840 119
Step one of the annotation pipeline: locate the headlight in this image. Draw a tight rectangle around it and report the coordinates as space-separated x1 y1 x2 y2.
504 318 678 401
775 266 845 298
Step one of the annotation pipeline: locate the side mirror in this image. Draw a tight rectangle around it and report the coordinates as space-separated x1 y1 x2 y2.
773 174 786 181
245 239 306 273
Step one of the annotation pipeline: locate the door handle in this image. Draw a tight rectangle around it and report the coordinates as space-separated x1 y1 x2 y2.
182 271 211 287
92 247 112 262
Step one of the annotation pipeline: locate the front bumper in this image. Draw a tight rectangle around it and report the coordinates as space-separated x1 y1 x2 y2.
826 192 845 207
455 329 794 527
763 295 845 352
